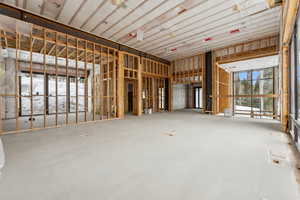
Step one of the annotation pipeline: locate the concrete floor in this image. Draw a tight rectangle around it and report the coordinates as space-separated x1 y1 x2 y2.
2 112 112 132
0 110 299 200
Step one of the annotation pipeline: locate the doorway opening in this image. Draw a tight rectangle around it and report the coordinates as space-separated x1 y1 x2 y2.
124 80 137 115
194 87 203 109
127 83 134 113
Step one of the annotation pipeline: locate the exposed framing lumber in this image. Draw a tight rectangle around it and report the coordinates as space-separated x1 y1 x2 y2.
113 50 117 118
43 28 47 128
280 0 300 132
0 3 170 65
0 12 172 135
65 34 69 124
92 43 96 120
29 29 33 128
282 0 300 46
212 35 280 115
15 32 19 130
75 38 78 123
106 48 110 119
137 56 142 116
55 32 58 126
281 46 289 132
117 52 125 118
84 41 88 122
215 35 279 64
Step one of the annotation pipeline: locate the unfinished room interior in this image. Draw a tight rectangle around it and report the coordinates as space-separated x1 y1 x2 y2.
0 0 300 199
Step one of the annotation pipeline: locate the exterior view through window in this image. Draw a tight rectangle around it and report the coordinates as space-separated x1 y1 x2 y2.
233 67 277 119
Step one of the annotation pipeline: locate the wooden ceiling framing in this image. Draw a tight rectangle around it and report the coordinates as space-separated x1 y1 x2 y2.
0 26 117 64
1 0 281 61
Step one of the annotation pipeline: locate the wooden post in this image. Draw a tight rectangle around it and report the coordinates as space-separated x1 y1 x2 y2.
75 39 79 123
212 52 217 114
107 48 110 119
152 77 156 112
29 29 33 129
168 78 173 112
117 52 125 118
66 34 69 124
92 44 96 121
201 54 206 111
281 46 289 132
113 51 117 118
15 33 20 130
84 41 88 122
55 32 58 126
137 57 142 116
43 30 47 128
168 63 173 112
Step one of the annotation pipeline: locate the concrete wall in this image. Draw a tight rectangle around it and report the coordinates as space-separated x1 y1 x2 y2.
172 84 187 110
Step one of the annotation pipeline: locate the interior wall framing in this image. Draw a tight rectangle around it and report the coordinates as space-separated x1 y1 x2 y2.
0 9 173 134
141 58 170 113
171 54 205 111
0 23 120 134
212 35 280 115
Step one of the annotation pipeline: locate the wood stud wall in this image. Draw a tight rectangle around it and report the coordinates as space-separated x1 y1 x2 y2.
215 35 279 64
141 58 170 113
0 14 282 135
171 54 205 84
0 26 120 134
213 35 280 116
0 23 171 134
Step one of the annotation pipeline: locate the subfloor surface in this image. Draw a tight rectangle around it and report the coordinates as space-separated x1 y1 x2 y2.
0 110 299 200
